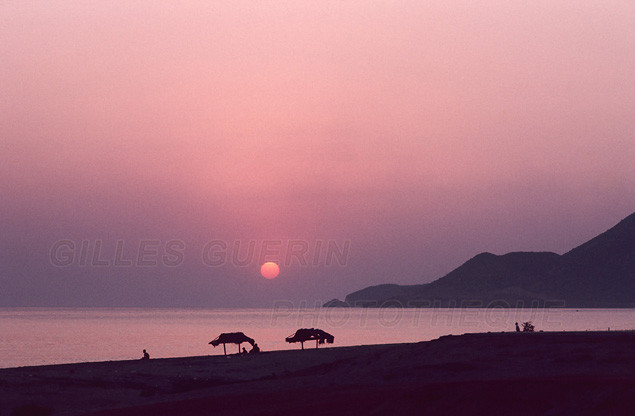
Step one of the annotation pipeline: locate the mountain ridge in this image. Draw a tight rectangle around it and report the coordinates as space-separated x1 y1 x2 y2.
331 213 635 308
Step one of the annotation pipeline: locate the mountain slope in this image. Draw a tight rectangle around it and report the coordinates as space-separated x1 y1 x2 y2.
341 213 635 308
550 213 635 306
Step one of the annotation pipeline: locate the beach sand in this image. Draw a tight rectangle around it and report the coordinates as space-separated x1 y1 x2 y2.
2 331 635 415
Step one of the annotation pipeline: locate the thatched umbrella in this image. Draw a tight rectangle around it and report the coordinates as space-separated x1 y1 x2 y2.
285 328 334 350
209 332 255 356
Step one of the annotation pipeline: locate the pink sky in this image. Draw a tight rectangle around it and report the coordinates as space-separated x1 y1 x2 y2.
1 1 634 307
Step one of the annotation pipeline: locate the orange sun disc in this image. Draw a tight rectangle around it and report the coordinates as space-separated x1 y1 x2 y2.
260 262 280 279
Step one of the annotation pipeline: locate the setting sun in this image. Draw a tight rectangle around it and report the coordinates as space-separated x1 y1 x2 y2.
260 262 280 279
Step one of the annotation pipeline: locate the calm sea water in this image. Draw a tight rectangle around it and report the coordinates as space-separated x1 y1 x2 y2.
1 308 634 368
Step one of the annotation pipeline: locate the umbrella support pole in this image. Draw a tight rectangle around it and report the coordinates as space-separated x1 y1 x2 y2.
223 344 226 356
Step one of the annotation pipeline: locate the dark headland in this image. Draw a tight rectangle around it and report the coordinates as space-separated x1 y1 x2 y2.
328 212 635 308
2 331 635 415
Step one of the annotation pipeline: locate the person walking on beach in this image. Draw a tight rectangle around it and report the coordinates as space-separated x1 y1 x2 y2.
515 322 520 332
142 349 150 360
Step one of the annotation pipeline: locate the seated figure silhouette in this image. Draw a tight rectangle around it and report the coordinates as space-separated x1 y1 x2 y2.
242 347 248 354
250 343 260 354
142 349 150 360
515 322 520 332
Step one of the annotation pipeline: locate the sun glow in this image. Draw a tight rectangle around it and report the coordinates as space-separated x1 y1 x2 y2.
260 262 280 279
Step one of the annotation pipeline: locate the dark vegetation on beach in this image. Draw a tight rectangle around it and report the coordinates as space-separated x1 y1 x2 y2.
2 331 635 415
333 212 635 308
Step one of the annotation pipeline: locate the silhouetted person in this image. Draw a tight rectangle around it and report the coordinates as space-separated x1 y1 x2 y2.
250 343 260 354
515 322 520 332
242 347 248 354
142 349 150 360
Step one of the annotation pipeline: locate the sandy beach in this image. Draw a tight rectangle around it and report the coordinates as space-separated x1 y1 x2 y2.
2 331 635 416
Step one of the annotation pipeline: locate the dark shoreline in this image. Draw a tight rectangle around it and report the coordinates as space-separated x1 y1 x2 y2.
2 331 635 415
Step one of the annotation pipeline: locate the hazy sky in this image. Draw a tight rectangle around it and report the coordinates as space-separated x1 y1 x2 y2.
1 1 634 307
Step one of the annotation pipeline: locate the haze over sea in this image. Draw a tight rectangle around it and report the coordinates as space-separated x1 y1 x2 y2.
2 307 634 369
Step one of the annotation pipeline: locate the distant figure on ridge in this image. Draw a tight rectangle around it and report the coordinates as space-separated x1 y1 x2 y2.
250 343 260 354
142 349 150 360
515 322 520 332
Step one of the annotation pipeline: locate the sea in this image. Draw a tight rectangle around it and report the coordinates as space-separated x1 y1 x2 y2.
1 307 634 369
